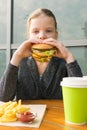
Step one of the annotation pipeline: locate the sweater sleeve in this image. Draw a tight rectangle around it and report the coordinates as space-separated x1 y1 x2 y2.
0 63 18 101
66 60 83 77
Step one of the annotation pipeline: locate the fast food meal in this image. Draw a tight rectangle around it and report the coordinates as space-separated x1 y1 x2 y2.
32 43 57 62
0 100 34 123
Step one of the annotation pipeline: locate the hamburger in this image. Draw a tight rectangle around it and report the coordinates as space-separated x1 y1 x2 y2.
32 43 57 62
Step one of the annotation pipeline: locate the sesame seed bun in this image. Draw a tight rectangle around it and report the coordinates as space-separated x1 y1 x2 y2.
32 43 53 50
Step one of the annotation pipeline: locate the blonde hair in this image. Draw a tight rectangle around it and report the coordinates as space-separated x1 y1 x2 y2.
27 8 57 37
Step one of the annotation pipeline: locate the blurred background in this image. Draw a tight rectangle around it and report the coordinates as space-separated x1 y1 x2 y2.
0 0 87 77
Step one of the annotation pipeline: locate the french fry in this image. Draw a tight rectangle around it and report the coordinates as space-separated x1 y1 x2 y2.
16 105 29 113
0 100 30 122
18 99 21 106
0 101 12 116
4 102 17 112
0 116 17 122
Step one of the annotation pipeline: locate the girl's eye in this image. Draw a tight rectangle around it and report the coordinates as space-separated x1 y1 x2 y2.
33 30 39 34
46 30 52 33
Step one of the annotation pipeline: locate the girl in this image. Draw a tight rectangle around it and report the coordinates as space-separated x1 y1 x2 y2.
0 8 82 101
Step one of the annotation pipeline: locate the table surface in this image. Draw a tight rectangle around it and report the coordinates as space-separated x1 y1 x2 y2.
0 99 87 130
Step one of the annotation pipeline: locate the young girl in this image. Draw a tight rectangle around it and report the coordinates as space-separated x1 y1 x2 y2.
0 8 83 101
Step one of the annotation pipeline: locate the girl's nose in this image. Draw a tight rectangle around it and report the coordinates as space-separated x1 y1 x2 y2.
39 32 47 40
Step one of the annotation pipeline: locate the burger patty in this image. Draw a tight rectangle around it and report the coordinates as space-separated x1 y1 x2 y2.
32 53 52 62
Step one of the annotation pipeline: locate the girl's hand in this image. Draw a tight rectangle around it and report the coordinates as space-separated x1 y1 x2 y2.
10 38 42 66
43 38 75 63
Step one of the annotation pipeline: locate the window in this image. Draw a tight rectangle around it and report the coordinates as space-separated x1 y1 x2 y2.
0 0 7 77
13 0 87 42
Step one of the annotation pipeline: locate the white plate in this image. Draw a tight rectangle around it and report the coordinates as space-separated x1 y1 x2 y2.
0 104 47 128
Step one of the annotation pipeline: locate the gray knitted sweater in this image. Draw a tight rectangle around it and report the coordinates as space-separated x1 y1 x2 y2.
0 57 83 101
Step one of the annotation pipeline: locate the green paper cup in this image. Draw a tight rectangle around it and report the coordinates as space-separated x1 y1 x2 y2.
61 77 87 125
